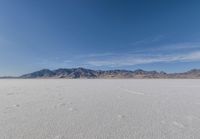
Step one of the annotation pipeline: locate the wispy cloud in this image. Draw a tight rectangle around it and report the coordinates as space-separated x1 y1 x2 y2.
151 35 165 42
126 42 200 54
75 52 114 59
36 42 200 69
153 42 200 51
87 51 200 67
131 35 165 46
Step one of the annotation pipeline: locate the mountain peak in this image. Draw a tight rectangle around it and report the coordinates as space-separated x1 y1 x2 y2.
19 68 200 79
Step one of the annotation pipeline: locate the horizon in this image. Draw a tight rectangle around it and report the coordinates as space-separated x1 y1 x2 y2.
2 67 200 77
1 0 200 76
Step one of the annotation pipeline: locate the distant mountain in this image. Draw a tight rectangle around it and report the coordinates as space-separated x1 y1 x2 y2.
21 69 55 78
169 69 200 78
19 67 200 79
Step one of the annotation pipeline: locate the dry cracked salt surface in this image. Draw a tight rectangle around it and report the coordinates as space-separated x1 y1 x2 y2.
0 79 200 139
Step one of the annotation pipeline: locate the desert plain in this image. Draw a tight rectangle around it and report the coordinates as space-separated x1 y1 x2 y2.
0 79 200 139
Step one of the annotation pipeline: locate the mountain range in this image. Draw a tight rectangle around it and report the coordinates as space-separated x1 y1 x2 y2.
15 68 200 79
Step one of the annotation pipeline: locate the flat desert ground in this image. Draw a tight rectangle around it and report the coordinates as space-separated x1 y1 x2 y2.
0 79 200 139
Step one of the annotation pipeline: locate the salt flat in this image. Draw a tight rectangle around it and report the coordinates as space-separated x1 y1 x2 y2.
0 79 200 139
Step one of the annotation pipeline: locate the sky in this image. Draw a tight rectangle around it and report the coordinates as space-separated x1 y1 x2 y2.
1 0 200 76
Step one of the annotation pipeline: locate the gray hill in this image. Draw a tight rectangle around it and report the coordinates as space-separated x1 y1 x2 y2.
19 67 200 79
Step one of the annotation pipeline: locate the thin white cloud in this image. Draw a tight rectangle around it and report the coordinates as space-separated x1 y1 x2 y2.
36 42 200 68
87 51 200 67
127 42 200 54
154 42 200 51
131 35 165 46
75 52 114 59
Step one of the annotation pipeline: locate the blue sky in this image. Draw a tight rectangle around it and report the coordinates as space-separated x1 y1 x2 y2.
1 0 200 75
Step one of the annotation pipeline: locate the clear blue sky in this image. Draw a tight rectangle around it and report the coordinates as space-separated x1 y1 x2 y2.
1 0 200 76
